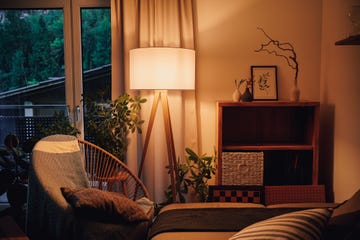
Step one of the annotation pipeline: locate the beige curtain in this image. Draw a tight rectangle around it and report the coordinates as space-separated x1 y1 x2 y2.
111 0 198 203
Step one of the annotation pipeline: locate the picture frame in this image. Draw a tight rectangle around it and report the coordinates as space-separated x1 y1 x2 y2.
251 66 278 100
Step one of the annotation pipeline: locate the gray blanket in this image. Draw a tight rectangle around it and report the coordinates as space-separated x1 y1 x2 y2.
26 134 149 240
147 208 303 240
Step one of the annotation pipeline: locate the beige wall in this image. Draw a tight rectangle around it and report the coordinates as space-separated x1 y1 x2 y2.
195 0 360 202
321 0 360 202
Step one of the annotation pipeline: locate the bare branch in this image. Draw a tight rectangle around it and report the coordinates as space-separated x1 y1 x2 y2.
255 27 299 85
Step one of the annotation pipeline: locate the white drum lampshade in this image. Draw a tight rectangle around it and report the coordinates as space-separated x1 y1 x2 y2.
130 47 195 90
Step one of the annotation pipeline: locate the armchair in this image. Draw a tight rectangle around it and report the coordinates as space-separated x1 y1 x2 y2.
26 134 153 240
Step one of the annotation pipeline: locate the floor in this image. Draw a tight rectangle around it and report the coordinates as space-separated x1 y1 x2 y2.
0 215 29 239
0 195 26 236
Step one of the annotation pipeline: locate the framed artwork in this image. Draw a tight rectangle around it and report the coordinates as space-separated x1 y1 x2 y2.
251 66 278 100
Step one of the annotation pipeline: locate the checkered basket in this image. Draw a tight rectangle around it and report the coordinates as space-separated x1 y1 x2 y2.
221 152 264 185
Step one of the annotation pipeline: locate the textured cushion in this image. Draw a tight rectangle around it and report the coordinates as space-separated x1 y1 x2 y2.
61 187 149 223
325 189 360 240
329 188 360 227
229 208 332 240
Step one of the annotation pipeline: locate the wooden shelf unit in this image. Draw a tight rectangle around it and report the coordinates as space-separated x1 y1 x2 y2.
216 101 320 186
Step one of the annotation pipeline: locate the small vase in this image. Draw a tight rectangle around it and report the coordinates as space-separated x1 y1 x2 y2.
241 87 253 102
290 85 300 102
232 88 241 102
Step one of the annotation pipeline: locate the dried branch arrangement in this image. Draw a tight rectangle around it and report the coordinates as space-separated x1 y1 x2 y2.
255 27 299 86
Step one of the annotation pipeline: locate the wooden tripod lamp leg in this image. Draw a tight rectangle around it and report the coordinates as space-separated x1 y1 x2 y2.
161 90 178 202
137 91 161 179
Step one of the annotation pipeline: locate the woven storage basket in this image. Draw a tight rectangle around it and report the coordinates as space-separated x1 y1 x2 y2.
221 152 264 185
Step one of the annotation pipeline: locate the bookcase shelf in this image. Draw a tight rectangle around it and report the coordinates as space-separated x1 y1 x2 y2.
216 101 320 186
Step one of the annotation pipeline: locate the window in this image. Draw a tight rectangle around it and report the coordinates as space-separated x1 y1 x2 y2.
0 0 110 204
0 9 66 138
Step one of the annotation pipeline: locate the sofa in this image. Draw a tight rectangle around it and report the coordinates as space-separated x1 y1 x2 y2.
147 189 360 240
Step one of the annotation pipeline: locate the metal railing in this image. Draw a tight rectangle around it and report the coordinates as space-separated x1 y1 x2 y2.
0 104 67 147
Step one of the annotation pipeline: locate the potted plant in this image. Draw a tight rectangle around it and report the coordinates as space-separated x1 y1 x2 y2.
164 147 216 204
0 134 29 212
83 93 146 161
255 27 300 101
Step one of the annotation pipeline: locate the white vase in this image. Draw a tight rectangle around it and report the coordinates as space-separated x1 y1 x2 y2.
232 88 241 102
290 85 300 101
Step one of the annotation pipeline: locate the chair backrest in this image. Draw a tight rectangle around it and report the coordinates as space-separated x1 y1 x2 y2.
77 139 150 200
31 134 90 204
27 134 90 238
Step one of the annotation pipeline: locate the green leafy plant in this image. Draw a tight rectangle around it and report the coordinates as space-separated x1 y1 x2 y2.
83 93 146 160
164 158 190 204
164 147 216 203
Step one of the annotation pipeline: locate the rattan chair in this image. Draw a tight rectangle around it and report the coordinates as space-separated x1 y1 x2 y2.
77 139 149 200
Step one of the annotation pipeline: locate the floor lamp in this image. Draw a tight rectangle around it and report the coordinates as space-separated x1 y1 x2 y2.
130 47 195 202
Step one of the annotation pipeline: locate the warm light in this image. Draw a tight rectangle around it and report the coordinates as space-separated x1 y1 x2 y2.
130 47 195 90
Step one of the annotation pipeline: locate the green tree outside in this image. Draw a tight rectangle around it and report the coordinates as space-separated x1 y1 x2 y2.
0 9 110 93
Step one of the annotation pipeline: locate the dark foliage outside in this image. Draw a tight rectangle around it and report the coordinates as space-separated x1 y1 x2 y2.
0 9 110 93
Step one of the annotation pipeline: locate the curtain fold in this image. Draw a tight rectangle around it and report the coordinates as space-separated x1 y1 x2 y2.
111 0 125 97
111 0 198 203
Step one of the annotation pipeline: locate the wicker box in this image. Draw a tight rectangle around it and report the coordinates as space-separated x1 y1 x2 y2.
221 152 264 185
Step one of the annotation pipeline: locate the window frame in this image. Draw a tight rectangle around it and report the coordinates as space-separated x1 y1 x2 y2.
0 0 110 138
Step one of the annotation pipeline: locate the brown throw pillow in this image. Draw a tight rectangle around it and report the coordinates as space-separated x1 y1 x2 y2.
329 188 360 227
325 189 360 239
61 187 149 223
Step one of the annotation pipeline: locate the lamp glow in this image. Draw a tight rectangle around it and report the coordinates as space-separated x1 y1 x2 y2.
130 47 195 90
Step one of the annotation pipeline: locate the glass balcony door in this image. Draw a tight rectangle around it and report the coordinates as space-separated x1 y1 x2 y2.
0 0 110 204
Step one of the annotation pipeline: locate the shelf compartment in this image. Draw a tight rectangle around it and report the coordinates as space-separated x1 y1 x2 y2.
263 150 313 186
221 105 317 146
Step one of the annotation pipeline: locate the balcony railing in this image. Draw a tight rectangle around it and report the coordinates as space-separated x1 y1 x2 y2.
0 104 67 147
